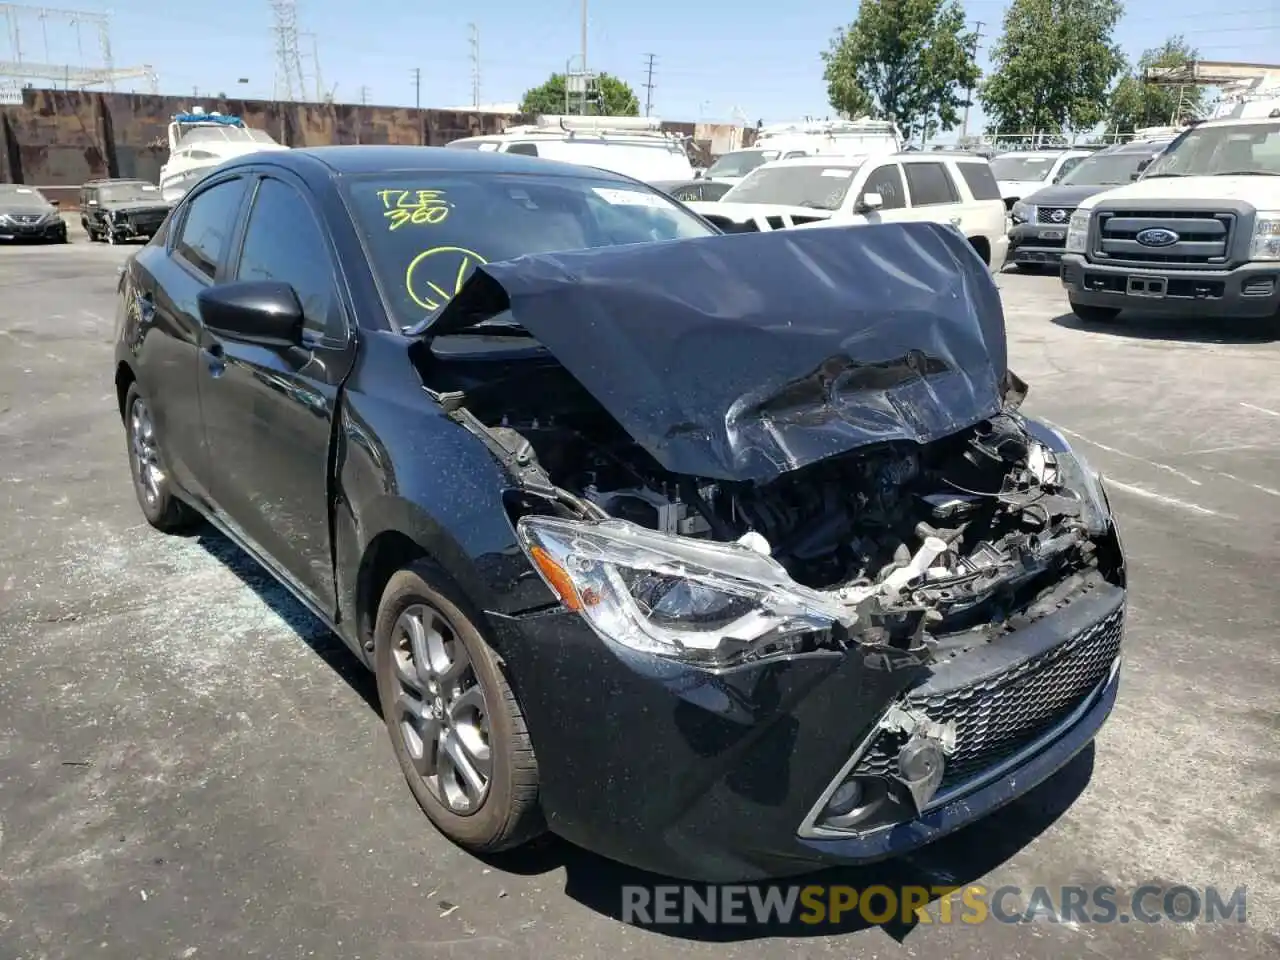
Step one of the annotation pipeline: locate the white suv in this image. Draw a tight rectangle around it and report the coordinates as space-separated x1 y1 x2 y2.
684 152 1009 270
1060 115 1280 324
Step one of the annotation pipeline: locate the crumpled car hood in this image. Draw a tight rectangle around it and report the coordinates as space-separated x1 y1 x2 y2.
426 221 1009 483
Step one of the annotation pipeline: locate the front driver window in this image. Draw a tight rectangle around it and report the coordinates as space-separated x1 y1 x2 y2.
235 178 345 341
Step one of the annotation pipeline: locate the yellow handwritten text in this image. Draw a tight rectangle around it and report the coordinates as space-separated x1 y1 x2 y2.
405 245 489 311
378 188 452 230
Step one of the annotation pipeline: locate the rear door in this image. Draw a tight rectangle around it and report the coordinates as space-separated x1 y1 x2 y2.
197 170 355 611
134 172 251 503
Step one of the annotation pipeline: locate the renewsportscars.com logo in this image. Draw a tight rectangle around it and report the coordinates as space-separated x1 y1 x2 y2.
621 884 1249 927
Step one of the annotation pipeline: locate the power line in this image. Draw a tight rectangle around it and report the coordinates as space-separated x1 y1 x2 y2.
468 22 479 108
642 52 656 117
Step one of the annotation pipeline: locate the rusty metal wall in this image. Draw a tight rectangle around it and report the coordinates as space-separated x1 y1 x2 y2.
0 89 753 204
0 89 517 200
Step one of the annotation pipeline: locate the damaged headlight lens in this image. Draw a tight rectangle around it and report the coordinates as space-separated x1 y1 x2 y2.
1035 432 1111 535
516 515 844 666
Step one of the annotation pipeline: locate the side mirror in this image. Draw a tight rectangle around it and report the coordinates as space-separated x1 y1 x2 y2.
694 169 704 179
49 198 60 208
198 280 304 348
858 191 884 212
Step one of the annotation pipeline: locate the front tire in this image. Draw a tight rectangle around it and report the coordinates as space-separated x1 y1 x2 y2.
374 562 543 853
124 383 200 532
1070 301 1122 324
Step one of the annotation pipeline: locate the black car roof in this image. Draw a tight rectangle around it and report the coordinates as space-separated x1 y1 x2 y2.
226 145 637 183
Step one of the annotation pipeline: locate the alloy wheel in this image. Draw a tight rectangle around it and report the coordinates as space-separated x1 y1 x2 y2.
129 396 164 507
390 602 492 813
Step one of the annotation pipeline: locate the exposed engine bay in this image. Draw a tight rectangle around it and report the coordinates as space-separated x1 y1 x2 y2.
443 365 1114 659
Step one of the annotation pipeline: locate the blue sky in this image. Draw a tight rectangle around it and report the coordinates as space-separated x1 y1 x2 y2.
7 0 1279 132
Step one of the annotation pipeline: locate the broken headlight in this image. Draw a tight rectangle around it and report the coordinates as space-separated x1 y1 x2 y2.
1035 431 1111 535
516 515 845 666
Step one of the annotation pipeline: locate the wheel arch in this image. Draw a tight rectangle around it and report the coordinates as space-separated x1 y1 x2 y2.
115 360 137 420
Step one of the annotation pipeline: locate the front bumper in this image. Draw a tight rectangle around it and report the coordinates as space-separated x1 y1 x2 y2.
487 577 1125 881
1061 254 1280 318
1008 222 1068 266
0 217 66 241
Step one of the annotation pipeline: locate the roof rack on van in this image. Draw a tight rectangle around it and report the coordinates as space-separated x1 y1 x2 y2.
500 114 689 144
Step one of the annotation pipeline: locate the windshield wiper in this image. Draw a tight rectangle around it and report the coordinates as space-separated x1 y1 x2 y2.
1211 169 1280 176
1138 172 1183 179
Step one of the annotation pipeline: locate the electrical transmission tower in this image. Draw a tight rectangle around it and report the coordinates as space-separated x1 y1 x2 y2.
468 23 479 109
0 3 157 96
270 0 306 101
642 53 656 117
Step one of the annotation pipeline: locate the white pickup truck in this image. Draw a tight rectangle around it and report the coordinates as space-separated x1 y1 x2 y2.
684 152 1010 270
1060 113 1280 324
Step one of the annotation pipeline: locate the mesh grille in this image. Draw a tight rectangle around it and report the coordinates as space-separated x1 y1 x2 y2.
853 607 1123 793
1035 206 1074 225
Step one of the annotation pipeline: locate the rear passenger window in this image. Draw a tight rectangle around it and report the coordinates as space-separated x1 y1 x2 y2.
904 163 959 206
956 162 1001 201
506 142 539 156
861 164 905 210
174 177 246 280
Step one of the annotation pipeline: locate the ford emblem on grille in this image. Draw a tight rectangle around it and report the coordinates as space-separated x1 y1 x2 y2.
1136 227 1179 247
1049 208 1067 223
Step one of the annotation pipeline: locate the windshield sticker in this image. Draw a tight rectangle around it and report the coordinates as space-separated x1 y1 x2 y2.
405 245 489 311
378 188 453 231
821 168 853 178
591 187 668 208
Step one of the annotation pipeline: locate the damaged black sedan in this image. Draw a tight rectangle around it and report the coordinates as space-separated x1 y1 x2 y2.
113 146 1125 882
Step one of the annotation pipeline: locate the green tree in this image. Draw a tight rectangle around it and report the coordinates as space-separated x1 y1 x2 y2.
980 0 1126 136
519 73 640 117
1107 36 1203 134
821 0 980 134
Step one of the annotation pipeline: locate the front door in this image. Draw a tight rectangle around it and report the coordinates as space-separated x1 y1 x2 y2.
197 172 355 611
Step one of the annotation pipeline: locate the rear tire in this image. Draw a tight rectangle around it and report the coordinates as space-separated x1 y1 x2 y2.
1070 301 1121 324
124 383 201 532
374 562 544 853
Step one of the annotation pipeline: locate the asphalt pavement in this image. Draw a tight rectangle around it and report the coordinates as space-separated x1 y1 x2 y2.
1 224 1277 959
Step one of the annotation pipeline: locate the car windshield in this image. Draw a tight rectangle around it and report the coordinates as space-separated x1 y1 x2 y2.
100 183 162 203
1142 122 1280 178
1060 151 1158 186
721 163 861 210
704 150 779 179
344 171 716 329
0 185 51 209
990 156 1058 181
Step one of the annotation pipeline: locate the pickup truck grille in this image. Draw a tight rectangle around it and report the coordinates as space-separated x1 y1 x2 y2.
1035 206 1074 225
1094 209 1234 269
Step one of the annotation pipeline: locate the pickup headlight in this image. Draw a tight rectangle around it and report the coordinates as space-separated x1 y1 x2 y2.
1011 200 1032 224
1250 211 1280 261
516 515 847 666
1065 209 1090 253
1033 428 1112 535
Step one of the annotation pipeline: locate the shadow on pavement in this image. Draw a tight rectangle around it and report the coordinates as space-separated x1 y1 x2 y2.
192 526 382 717
1051 310 1280 345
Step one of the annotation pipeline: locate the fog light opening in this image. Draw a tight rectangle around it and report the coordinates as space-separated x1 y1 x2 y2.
818 776 887 830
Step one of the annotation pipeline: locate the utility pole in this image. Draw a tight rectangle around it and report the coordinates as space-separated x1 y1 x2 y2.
468 23 479 108
580 0 587 72
411 67 420 109
960 20 984 140
642 53 656 117
359 84 369 105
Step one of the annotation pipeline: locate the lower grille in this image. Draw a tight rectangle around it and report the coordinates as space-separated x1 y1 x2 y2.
1094 209 1233 268
851 607 1124 794
1036 206 1074 225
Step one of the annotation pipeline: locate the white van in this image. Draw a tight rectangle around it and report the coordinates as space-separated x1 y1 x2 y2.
699 119 903 189
446 115 695 184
